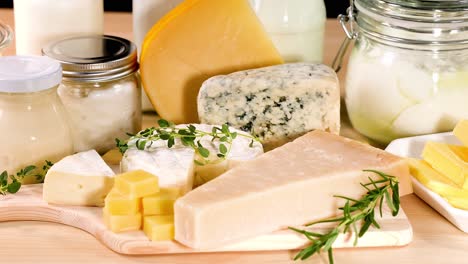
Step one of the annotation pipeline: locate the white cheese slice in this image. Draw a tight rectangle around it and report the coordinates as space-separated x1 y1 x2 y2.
43 150 115 207
120 124 264 191
174 131 413 249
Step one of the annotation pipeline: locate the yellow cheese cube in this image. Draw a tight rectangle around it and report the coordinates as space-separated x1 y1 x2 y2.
422 142 468 189
454 120 468 146
142 189 180 216
143 215 175 241
103 207 142 233
445 196 468 210
114 170 159 198
105 189 141 215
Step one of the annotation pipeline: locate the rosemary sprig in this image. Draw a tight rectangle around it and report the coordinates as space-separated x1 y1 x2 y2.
116 119 260 165
289 170 400 263
0 160 54 195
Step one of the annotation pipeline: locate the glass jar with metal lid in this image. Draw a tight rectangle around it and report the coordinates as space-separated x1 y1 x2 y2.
338 0 468 144
43 35 142 154
0 56 73 184
0 21 12 55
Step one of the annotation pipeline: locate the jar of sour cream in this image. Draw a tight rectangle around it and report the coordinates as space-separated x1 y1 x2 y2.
0 56 73 183
341 0 468 144
43 35 142 154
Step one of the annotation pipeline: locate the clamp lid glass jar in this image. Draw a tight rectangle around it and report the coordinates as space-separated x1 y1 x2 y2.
43 35 142 154
341 0 468 144
0 56 73 183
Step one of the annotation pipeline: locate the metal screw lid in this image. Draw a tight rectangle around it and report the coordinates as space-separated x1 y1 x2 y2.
42 35 139 82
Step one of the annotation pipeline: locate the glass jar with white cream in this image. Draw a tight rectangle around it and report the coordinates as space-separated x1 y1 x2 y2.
0 56 73 183
341 0 468 144
0 22 12 56
43 35 142 154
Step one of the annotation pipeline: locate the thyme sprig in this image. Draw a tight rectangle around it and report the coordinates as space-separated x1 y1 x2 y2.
116 119 260 165
0 160 54 195
290 170 400 263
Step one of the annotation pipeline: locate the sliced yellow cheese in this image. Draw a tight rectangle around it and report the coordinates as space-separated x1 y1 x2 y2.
143 215 175 241
142 188 180 216
105 189 141 215
114 170 159 198
454 120 468 146
422 142 468 189
407 158 468 199
103 207 142 233
140 0 283 123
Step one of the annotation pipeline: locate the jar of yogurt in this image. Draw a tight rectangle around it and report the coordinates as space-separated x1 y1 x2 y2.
0 56 73 183
249 0 326 62
0 21 12 56
43 35 142 154
341 0 468 144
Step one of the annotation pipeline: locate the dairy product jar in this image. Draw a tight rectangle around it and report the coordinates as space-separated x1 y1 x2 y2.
341 0 468 144
14 0 104 55
0 22 12 56
0 56 73 183
249 0 326 62
133 0 184 111
43 35 142 154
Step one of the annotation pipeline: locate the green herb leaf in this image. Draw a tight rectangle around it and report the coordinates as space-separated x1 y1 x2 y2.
7 181 21 194
219 144 228 155
198 147 210 158
158 119 170 128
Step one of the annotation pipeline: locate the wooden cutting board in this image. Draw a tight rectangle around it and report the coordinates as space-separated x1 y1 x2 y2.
0 184 413 255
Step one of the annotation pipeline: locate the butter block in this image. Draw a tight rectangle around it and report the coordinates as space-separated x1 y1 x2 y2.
174 131 412 249
105 189 141 215
143 215 175 241
408 158 468 198
142 189 180 216
422 142 468 189
198 63 340 150
103 207 142 233
454 120 468 146
114 170 159 198
43 150 115 207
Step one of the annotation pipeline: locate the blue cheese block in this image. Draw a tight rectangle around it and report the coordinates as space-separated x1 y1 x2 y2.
197 63 340 150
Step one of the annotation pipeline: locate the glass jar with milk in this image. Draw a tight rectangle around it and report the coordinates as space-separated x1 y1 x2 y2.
0 56 73 183
249 0 326 62
14 0 104 55
342 0 468 144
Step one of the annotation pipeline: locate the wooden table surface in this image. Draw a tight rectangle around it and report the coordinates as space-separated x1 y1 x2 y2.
1 9 467 264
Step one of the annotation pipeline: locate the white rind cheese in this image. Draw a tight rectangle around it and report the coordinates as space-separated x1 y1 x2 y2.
120 124 264 190
43 150 115 207
174 131 412 249
197 63 340 150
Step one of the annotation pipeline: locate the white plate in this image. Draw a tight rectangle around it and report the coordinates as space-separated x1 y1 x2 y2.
385 132 468 233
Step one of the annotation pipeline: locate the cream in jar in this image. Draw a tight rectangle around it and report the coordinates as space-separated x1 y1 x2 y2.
43 35 142 154
0 56 73 183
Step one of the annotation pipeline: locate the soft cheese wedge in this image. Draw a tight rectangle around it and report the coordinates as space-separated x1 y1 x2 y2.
174 131 412 249
43 150 115 207
454 120 468 146
198 63 340 150
140 0 283 123
422 142 468 189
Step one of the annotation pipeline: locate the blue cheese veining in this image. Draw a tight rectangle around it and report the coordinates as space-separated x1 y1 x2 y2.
197 63 340 150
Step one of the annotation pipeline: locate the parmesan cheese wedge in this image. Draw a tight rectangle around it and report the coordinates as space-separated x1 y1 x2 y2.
174 131 412 249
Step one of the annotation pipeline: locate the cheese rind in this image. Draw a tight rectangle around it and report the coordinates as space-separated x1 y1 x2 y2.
43 150 115 207
140 0 283 123
174 131 412 249
198 63 340 150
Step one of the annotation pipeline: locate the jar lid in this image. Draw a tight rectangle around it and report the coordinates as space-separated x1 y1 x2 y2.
42 35 139 82
0 56 62 93
0 21 12 52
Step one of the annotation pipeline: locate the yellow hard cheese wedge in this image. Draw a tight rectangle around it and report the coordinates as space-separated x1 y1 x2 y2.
140 0 283 123
102 148 123 165
454 120 468 146
143 215 175 241
422 142 468 189
114 170 159 198
142 188 181 216
103 207 142 233
105 189 141 215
